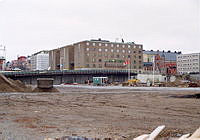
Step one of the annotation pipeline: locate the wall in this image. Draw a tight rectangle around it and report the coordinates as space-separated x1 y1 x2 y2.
10 74 130 85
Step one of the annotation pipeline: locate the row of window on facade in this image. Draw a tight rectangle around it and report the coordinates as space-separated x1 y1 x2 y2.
86 58 142 64
178 67 199 70
177 55 199 59
177 63 199 67
86 53 142 59
177 59 199 62
85 48 142 54
84 42 142 49
85 63 142 69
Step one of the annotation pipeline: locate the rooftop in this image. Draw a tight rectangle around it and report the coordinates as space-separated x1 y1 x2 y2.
144 50 181 61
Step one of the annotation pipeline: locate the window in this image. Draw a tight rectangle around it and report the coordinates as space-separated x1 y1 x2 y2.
86 64 90 68
105 44 108 47
86 48 89 51
105 49 108 52
87 53 89 56
111 44 114 47
117 50 119 53
117 44 119 47
99 48 102 52
128 50 131 53
122 50 125 53
86 42 90 46
116 54 120 58
99 59 102 62
99 43 102 46
92 58 96 62
111 49 114 52
128 45 131 48
99 64 102 68
128 55 131 58
93 64 96 67
93 43 95 46
122 45 125 48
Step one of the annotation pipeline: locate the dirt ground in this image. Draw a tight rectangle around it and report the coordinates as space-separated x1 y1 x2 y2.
0 86 200 140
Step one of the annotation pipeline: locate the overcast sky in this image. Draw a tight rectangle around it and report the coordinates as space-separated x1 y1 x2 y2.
0 0 199 61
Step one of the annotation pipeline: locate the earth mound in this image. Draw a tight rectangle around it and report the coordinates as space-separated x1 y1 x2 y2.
0 74 32 93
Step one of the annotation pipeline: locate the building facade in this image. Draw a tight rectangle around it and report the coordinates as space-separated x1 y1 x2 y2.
30 51 49 71
143 50 181 75
177 53 200 74
49 39 144 72
73 39 143 72
49 45 74 70
0 46 6 71
49 49 60 70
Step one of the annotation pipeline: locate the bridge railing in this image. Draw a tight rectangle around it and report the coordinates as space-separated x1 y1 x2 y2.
2 69 137 77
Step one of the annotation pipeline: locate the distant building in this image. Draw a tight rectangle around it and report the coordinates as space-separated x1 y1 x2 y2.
49 39 143 72
8 56 31 71
177 53 200 74
143 50 181 75
49 46 74 70
0 57 5 71
30 50 49 71
17 56 28 70
0 46 6 71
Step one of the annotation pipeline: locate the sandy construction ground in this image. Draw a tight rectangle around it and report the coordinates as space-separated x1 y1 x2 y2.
0 86 200 140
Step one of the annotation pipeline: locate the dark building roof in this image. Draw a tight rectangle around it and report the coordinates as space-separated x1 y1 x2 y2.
144 50 181 61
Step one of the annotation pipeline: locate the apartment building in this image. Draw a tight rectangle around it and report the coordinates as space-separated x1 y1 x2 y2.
49 39 144 72
143 50 181 75
30 50 49 71
73 39 143 72
49 48 61 70
177 53 200 74
49 45 74 70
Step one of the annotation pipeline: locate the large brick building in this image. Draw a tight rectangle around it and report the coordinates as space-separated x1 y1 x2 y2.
49 39 143 72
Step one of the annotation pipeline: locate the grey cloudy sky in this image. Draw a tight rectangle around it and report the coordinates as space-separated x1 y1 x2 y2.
0 0 199 61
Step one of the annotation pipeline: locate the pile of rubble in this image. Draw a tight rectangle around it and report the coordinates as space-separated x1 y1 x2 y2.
44 126 200 140
165 79 200 88
0 74 32 93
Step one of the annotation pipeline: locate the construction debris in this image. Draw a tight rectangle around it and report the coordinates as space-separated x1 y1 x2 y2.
45 136 113 140
178 127 200 140
134 125 165 140
44 126 200 140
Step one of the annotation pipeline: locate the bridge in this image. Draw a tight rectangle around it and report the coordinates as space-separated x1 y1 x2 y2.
1 70 137 85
